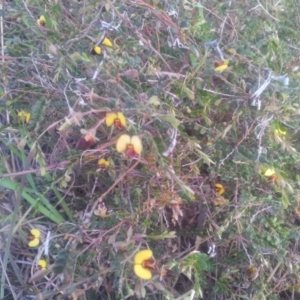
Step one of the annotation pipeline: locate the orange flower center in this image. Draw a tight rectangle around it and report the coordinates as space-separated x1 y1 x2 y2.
142 258 156 269
125 144 137 157
247 266 256 276
28 235 35 240
214 61 223 67
269 174 278 183
114 118 123 129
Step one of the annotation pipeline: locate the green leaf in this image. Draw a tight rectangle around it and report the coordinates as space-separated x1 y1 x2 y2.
182 85 195 101
281 190 290 208
154 113 180 128
53 249 71 274
148 95 160 106
148 231 177 240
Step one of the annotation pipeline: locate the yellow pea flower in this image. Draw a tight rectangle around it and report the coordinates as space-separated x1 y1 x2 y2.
37 15 46 27
247 265 259 281
214 183 225 196
275 129 286 136
264 168 278 183
98 158 110 169
116 134 142 156
105 112 126 129
18 110 31 123
91 37 112 55
214 59 229 72
28 228 41 247
264 168 275 177
134 249 156 280
94 202 111 218
102 37 112 47
38 259 47 270
91 46 102 55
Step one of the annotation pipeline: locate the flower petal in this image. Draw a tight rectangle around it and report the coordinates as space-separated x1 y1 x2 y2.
30 228 41 238
134 249 153 264
98 158 106 165
214 64 228 72
26 113 31 123
106 113 118 127
98 158 109 167
117 112 126 127
38 259 47 270
223 59 230 65
134 265 152 280
264 168 275 177
275 129 286 136
18 111 31 123
37 15 46 26
131 136 143 155
92 46 102 55
214 183 225 196
102 37 112 47
116 134 131 153
28 238 40 247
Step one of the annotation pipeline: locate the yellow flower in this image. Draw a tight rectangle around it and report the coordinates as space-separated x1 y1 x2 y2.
91 46 102 55
37 15 46 27
264 168 275 177
116 134 142 156
38 259 47 270
214 183 225 196
264 168 278 183
247 265 259 280
106 112 126 129
98 158 110 169
28 228 41 247
91 37 112 55
102 37 112 47
18 110 31 123
94 202 110 218
214 59 229 72
275 128 286 136
134 249 156 280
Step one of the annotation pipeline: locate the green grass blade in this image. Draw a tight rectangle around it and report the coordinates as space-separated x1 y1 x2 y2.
0 178 64 223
